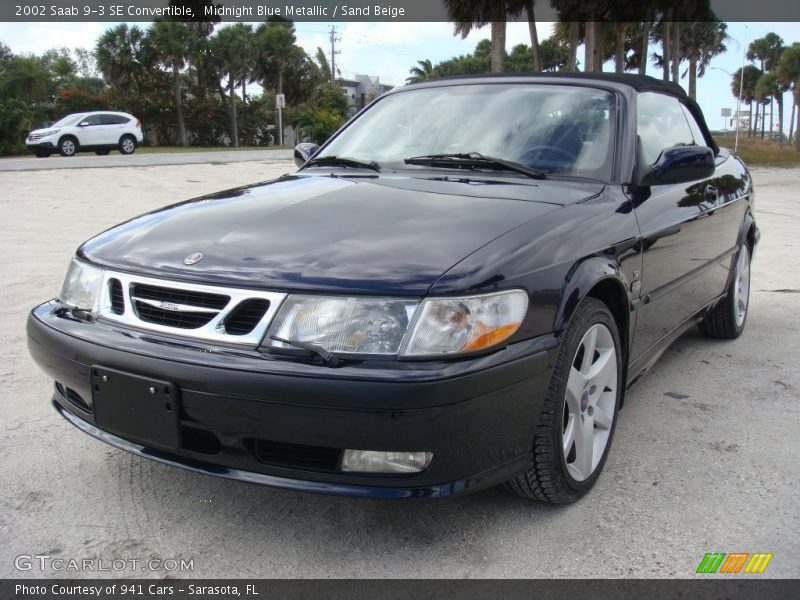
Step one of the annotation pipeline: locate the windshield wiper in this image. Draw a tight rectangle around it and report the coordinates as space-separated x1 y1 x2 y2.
304 155 381 172
404 152 546 180
269 335 342 368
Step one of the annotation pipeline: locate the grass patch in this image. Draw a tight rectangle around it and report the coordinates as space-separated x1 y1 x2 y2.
714 135 800 167
136 145 290 154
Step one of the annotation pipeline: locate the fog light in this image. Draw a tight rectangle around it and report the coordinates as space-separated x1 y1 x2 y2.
341 450 433 474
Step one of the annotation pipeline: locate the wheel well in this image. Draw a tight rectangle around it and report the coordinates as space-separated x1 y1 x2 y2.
586 278 630 402
746 222 757 251
58 134 78 145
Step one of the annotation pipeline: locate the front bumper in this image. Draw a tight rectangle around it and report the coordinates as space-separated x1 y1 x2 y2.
27 301 558 498
26 141 56 153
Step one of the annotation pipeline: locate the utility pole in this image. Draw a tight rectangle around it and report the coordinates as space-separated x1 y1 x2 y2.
329 25 340 87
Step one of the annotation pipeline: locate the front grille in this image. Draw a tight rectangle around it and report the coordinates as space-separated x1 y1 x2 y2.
109 278 125 314
99 272 286 345
134 301 216 329
249 439 342 473
28 133 44 141
131 282 230 329
224 299 270 335
131 283 229 309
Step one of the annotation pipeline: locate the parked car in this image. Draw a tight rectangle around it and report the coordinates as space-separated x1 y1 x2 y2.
28 74 757 503
26 111 143 157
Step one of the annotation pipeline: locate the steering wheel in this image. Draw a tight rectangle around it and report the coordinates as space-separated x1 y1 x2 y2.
519 145 578 167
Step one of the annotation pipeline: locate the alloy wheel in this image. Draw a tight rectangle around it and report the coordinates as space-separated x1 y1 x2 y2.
121 138 135 153
562 323 618 482
61 140 75 155
733 245 750 328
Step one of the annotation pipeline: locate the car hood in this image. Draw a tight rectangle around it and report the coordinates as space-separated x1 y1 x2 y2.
80 174 602 295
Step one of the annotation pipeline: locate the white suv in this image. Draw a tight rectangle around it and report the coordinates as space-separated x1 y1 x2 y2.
26 111 144 158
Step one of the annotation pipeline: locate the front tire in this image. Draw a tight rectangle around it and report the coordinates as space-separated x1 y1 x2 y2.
119 135 137 155
507 298 622 504
95 149 110 155
58 137 78 157
33 150 50 158
699 241 751 340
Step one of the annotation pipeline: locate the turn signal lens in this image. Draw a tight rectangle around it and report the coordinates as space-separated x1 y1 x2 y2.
401 290 528 357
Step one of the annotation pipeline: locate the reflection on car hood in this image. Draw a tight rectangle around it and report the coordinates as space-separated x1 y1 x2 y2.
80 174 603 295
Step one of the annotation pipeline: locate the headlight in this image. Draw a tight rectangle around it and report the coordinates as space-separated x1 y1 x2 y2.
267 296 418 355
401 290 528 356
58 258 104 315
265 290 528 358
36 129 60 138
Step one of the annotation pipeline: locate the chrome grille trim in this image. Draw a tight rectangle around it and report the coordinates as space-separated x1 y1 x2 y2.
99 271 287 345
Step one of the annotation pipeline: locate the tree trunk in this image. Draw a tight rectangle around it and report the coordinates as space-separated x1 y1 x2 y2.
688 49 698 100
584 19 594 73
593 21 603 71
748 102 753 137
761 102 766 139
566 21 579 72
788 99 796 145
662 20 671 82
639 22 650 76
229 78 238 148
777 94 784 147
769 97 774 141
615 23 625 74
490 22 506 73
795 95 800 151
525 1 541 72
671 22 680 84
173 64 186 147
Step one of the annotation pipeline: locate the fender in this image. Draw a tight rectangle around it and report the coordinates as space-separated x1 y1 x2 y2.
738 209 759 256
554 254 632 335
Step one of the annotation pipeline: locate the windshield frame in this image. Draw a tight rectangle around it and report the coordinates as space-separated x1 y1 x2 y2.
305 80 624 184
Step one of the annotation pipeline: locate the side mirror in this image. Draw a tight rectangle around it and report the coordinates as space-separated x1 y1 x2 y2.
79 121 90 127
294 143 319 168
637 145 715 186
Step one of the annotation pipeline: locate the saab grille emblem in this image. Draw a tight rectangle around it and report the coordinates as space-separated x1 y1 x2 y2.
184 252 203 265
159 302 181 312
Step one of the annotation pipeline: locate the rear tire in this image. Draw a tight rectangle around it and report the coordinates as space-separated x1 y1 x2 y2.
95 149 110 155
119 135 137 155
507 298 623 504
699 241 751 340
33 150 50 158
58 136 78 157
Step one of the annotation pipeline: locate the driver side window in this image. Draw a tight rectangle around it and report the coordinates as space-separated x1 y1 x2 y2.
636 92 695 165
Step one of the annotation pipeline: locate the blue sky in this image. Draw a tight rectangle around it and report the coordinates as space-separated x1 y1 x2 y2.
2 20 799 135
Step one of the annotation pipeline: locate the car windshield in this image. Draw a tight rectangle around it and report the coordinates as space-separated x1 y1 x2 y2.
52 114 86 127
318 83 617 180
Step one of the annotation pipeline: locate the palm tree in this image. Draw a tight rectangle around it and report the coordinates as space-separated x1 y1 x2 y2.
254 19 298 100
144 21 197 146
1 56 52 103
777 43 800 149
95 24 145 91
443 0 518 73
682 20 727 100
732 65 763 138
211 23 253 147
407 59 434 83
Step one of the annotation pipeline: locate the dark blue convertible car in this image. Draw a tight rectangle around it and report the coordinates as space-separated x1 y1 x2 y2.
28 73 757 503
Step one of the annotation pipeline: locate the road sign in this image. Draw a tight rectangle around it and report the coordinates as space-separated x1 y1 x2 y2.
276 94 286 109
721 108 732 117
